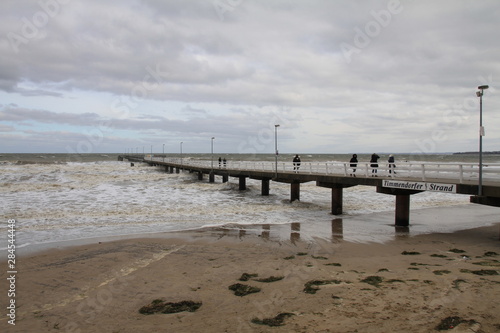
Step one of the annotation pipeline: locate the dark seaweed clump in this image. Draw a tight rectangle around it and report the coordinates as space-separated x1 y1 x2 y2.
239 273 258 281
255 276 284 283
360 276 384 287
402 251 420 255
435 316 477 330
448 248 466 253
303 279 343 294
139 300 202 315
228 283 261 296
460 269 499 276
251 313 294 327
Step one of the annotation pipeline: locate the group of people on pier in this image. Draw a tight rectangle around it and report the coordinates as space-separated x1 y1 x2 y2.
349 153 396 177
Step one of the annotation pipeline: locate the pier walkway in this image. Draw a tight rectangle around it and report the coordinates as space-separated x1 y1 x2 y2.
119 155 500 226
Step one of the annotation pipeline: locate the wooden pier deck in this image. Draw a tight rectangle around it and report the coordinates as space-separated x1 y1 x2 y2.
119 155 500 226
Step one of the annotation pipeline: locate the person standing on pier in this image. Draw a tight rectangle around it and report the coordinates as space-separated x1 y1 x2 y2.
218 157 222 168
349 154 358 177
388 154 396 174
223 158 227 168
370 153 380 176
293 154 301 172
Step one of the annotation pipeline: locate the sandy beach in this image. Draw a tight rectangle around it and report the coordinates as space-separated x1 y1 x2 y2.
1 223 500 333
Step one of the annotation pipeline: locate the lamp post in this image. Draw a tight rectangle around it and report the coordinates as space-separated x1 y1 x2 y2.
274 124 280 177
162 143 165 162
476 85 489 196
211 137 215 170
180 142 183 165
150 145 153 160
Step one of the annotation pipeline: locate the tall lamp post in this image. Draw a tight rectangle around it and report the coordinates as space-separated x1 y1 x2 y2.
180 142 183 165
162 143 165 162
274 124 280 177
211 137 215 171
476 85 489 196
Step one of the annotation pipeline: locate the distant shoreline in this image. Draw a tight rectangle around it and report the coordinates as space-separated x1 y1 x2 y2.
453 151 500 155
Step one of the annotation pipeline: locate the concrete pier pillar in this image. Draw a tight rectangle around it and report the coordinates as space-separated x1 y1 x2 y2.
239 176 246 190
176 167 180 174
209 172 215 183
222 174 228 183
198 172 203 180
261 179 270 196
395 194 410 227
165 166 168 172
331 187 343 215
291 181 300 202
169 166 174 173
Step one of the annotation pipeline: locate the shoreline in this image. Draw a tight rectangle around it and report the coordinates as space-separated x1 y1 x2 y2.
1 222 499 332
7 203 500 258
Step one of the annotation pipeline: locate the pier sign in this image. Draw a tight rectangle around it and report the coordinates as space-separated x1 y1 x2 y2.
382 180 456 193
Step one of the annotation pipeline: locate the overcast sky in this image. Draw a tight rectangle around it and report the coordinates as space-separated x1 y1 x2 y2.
1 0 499 154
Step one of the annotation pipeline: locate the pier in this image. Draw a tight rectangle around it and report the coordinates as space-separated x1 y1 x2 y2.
118 155 500 227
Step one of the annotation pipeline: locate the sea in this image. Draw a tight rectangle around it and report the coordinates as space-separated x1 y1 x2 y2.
1 153 500 255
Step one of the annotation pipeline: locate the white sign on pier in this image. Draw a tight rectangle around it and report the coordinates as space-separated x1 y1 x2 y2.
382 180 456 193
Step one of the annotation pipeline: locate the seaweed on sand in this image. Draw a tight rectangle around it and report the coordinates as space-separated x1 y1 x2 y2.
402 251 421 255
460 269 499 276
239 273 258 281
360 276 384 287
435 316 478 330
303 279 343 294
139 300 202 315
228 283 261 296
251 313 294 327
255 276 284 283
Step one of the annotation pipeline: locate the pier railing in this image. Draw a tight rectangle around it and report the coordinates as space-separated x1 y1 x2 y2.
148 156 500 184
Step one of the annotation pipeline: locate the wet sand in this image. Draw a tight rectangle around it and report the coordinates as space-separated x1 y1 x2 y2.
1 222 500 333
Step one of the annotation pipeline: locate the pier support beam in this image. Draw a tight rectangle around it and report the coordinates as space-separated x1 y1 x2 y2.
239 176 246 190
291 181 300 202
176 167 180 174
222 174 229 183
209 172 215 183
261 179 270 196
376 186 422 227
198 172 203 180
395 194 410 227
331 187 343 215
316 182 356 216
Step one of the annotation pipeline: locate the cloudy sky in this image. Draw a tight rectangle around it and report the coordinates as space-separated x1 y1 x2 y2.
1 0 499 154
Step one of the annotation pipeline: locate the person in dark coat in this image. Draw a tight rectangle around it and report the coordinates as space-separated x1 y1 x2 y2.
388 154 396 174
370 153 380 176
293 154 301 172
349 154 358 177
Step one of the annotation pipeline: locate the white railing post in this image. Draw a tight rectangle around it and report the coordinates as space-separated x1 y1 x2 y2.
421 164 426 181
459 164 464 183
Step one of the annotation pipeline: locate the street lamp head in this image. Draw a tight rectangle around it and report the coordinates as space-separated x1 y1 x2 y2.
211 137 215 140
275 124 280 128
478 85 489 90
